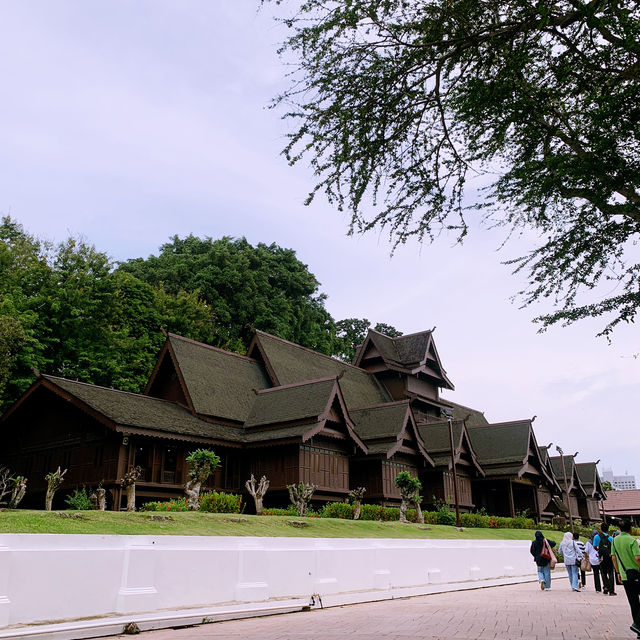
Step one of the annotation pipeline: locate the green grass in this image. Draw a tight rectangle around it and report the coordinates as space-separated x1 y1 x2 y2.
0 510 565 542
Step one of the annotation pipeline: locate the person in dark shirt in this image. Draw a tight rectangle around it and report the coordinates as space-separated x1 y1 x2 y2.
530 530 556 590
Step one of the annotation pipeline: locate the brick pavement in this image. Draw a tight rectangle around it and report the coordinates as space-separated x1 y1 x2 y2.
118 581 638 640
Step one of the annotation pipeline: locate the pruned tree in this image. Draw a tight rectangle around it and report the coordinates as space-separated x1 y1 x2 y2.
0 466 12 506
268 0 640 337
394 471 423 524
245 474 270 515
45 467 67 511
184 449 221 510
89 491 98 510
349 487 366 521
287 482 316 517
119 466 142 512
8 476 27 509
96 487 107 511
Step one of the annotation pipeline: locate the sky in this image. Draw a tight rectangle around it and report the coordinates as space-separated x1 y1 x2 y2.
1 2 638 481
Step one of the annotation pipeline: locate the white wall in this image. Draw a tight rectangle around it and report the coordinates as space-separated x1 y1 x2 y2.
0 535 535 628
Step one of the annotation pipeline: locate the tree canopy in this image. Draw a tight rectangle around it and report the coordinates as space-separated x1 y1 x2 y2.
269 0 640 336
119 234 338 354
0 218 217 410
335 318 402 362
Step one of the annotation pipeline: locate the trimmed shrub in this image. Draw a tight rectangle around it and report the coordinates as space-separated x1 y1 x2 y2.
142 498 188 512
199 491 243 514
319 502 355 519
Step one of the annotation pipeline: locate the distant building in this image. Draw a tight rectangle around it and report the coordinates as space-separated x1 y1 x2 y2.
601 467 637 491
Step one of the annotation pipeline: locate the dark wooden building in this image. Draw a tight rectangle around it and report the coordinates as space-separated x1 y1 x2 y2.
575 462 606 523
0 327 595 518
466 420 558 520
549 454 590 522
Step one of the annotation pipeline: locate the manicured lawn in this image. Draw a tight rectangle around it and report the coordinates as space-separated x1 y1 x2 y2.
0 509 565 542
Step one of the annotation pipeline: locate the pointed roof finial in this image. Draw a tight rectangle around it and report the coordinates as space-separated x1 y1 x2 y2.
160 327 168 337
336 370 345 380
31 366 41 378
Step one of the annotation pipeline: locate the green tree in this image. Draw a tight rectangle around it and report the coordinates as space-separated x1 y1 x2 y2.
269 0 640 336
119 235 337 353
602 480 615 492
0 218 219 410
335 318 402 362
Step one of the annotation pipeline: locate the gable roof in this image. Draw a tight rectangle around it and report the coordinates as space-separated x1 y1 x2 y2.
350 401 433 463
243 377 366 451
575 462 605 499
247 331 389 409
155 334 271 423
444 400 490 428
549 455 588 497
245 377 338 428
353 329 454 390
39 376 241 443
466 420 553 483
416 419 484 475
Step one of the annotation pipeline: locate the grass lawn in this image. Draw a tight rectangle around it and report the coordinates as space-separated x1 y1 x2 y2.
0 510 565 542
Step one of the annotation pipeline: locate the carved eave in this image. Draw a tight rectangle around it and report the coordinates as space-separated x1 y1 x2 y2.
386 406 435 467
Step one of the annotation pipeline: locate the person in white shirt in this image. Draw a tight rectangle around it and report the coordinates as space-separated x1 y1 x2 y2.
586 529 602 592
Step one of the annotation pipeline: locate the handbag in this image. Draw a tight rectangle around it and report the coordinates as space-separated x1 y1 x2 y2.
540 540 551 560
581 555 591 572
548 542 557 570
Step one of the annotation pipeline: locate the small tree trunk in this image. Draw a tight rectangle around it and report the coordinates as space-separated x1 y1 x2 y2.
288 482 315 517
246 474 270 515
44 467 66 511
414 500 425 525
354 499 361 521
125 484 136 512
97 488 107 511
185 478 201 510
399 498 408 523
89 492 98 510
9 477 27 509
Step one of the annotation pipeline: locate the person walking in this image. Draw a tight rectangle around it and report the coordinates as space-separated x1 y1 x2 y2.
559 530 584 591
611 520 640 638
530 530 556 590
574 532 587 588
586 529 603 592
595 523 617 596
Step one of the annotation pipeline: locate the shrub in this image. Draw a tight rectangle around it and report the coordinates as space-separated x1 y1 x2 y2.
319 502 355 519
435 502 456 526
142 498 188 512
460 512 491 528
199 491 243 514
65 487 94 510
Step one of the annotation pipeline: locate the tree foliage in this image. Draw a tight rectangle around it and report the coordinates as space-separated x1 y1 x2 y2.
0 217 218 410
269 0 640 336
119 234 338 354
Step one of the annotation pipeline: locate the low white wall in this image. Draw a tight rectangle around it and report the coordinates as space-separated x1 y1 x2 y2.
0 534 535 628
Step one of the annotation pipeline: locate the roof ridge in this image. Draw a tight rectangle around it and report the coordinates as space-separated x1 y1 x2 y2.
368 328 432 341
43 374 193 408
468 419 530 429
168 333 259 363
254 330 371 373
350 400 411 412
255 376 337 394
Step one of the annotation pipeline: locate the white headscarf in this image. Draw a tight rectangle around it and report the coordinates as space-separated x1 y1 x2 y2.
562 531 574 546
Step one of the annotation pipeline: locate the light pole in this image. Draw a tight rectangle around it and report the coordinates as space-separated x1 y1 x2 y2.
442 409 461 528
556 445 574 533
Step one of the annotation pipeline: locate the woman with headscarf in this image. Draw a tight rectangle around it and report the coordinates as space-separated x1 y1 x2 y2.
530 530 556 590
559 530 584 591
585 529 602 592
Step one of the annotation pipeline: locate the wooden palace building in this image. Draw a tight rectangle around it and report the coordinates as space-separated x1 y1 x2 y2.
0 328 604 519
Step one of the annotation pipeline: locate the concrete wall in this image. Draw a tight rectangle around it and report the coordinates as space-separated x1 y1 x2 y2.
0 535 534 628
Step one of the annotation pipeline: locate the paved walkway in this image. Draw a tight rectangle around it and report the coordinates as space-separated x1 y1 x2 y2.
119 581 636 640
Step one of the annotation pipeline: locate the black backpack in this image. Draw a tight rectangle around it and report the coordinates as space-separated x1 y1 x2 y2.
598 533 611 559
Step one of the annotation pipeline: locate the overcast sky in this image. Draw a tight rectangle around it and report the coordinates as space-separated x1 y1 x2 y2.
2 2 638 481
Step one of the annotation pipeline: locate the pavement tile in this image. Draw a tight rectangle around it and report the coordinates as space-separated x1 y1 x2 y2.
122 581 638 640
